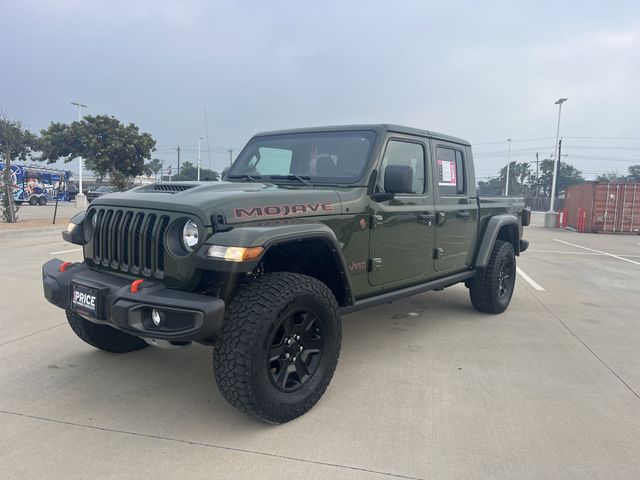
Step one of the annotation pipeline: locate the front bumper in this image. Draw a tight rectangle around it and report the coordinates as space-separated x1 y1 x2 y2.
42 259 225 341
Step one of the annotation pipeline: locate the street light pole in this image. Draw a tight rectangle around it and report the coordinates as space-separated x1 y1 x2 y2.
549 98 567 212
197 137 203 181
71 102 87 207
505 138 512 196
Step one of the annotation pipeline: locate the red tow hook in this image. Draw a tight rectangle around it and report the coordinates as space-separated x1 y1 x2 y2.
130 279 144 293
59 261 73 273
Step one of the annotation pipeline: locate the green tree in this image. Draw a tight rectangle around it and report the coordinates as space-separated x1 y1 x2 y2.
173 161 219 181
477 177 503 195
537 159 584 196
626 165 640 182
39 115 156 190
0 116 37 222
499 161 532 196
146 158 163 179
595 172 628 182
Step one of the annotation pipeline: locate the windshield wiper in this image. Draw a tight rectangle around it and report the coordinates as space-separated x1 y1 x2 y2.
227 174 262 182
269 174 312 186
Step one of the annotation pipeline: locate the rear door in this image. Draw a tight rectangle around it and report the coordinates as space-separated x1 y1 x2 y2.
369 136 436 286
432 142 477 272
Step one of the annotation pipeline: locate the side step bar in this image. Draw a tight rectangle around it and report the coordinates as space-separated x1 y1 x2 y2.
341 270 476 315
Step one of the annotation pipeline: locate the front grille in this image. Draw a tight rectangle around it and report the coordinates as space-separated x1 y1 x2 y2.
91 207 170 278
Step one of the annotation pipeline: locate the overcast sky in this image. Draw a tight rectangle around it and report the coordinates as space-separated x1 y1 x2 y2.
2 0 639 179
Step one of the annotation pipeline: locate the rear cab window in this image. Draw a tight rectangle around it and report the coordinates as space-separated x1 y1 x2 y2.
436 147 465 195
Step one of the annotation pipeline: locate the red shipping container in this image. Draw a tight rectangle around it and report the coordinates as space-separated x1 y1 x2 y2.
564 182 640 234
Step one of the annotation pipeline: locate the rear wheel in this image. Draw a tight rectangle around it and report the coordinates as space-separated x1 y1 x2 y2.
213 272 341 423
469 240 516 314
38 196 47 206
66 310 149 353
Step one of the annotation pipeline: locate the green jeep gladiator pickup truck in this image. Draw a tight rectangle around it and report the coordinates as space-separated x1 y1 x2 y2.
42 124 530 423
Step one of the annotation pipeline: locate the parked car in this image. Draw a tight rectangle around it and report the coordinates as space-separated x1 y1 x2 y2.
86 185 118 203
63 184 79 201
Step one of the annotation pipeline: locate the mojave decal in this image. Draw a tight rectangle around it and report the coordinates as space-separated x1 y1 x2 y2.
233 202 334 219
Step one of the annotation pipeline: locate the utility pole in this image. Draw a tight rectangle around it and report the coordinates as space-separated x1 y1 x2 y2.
71 101 87 207
535 152 539 198
505 138 512 196
176 146 181 177
555 138 562 198
160 160 164 182
204 106 212 171
197 137 203 181
227 148 234 167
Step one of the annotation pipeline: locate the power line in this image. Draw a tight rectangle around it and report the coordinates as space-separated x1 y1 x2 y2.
564 136 640 141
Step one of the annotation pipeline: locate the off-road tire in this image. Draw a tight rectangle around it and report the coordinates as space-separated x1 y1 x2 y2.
66 310 149 353
469 240 516 314
28 196 38 206
38 196 47 206
213 272 341 423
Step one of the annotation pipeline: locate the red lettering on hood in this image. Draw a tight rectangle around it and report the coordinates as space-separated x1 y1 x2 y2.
233 202 334 218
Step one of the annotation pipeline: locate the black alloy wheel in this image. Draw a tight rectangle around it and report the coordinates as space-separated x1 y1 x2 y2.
268 309 324 392
496 255 515 300
213 272 341 423
469 240 517 314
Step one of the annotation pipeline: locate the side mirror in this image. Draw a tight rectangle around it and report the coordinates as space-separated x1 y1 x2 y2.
372 192 394 202
384 165 413 194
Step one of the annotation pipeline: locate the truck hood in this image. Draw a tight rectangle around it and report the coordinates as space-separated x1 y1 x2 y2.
91 181 343 226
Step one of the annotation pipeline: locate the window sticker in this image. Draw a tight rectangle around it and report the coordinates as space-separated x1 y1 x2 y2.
437 159 457 186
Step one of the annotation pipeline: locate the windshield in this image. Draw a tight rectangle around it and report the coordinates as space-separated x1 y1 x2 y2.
227 130 376 184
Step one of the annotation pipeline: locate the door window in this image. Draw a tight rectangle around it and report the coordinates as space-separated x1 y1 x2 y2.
379 140 426 194
436 147 465 195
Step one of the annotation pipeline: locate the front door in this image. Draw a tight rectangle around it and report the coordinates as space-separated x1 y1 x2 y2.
369 138 436 287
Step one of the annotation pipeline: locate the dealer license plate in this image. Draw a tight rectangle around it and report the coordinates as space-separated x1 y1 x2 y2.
71 282 100 318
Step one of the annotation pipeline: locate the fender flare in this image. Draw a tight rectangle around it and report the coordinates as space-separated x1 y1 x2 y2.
197 223 354 305
474 214 520 269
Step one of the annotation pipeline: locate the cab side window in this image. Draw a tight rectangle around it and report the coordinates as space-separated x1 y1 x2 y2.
379 140 426 194
436 147 465 195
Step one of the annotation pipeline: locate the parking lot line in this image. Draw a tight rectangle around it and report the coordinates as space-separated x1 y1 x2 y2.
49 248 83 255
528 250 602 255
554 239 640 267
516 266 545 291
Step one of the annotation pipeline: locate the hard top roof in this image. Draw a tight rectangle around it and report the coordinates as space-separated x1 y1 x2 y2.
253 124 471 146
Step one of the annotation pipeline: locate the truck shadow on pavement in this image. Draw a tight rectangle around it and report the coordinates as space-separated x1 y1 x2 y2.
40 285 485 433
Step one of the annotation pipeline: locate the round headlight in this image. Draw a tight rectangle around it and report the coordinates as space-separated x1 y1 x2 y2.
182 220 199 250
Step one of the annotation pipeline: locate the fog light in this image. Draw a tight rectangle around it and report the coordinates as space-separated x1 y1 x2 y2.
151 309 162 326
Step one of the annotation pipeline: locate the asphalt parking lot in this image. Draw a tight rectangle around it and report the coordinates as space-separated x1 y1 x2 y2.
1 221 639 479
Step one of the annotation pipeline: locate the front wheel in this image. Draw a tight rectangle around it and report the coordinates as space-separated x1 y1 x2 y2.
213 272 341 423
469 240 516 314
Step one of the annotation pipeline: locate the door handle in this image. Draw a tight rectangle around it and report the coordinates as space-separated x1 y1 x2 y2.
456 211 471 220
417 213 436 226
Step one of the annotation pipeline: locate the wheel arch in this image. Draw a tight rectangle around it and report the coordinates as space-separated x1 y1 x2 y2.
260 234 354 307
474 215 520 269
200 224 354 307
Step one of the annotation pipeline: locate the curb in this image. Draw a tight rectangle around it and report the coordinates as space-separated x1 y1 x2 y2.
0 225 65 240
